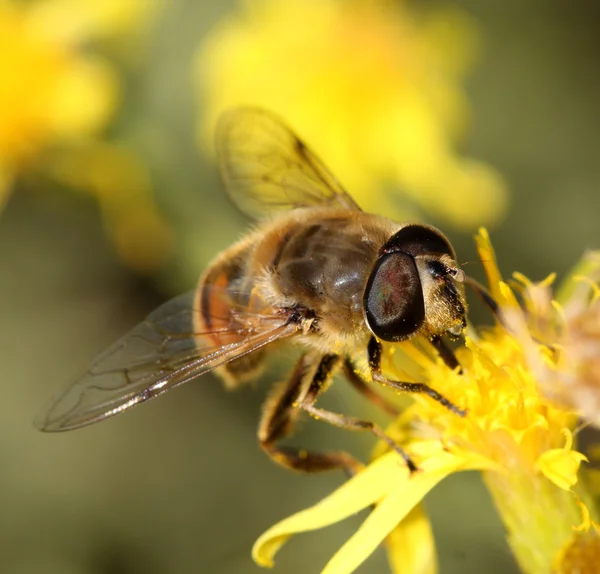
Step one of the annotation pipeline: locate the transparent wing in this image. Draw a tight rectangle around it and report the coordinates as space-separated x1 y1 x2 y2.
35 290 299 432
216 107 362 218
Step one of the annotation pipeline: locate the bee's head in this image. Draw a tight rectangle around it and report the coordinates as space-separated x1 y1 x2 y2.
363 224 467 342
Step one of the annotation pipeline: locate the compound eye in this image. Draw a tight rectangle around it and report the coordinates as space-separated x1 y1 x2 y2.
383 224 455 258
363 252 425 342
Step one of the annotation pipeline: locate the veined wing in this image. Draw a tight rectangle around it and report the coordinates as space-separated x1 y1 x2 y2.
35 290 299 432
216 107 361 218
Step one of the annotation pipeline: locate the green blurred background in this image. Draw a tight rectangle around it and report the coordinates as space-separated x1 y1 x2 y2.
3 0 600 572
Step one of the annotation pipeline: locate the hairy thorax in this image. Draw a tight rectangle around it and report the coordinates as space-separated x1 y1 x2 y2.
251 209 399 351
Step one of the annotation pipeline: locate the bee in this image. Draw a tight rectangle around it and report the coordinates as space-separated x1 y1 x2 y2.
36 108 473 473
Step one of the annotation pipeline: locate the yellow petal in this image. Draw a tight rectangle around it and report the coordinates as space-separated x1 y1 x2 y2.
43 141 171 271
48 57 118 139
536 430 588 491
420 8 480 77
536 450 588 491
386 504 437 574
322 450 488 574
574 495 596 532
556 250 600 306
252 451 409 568
475 228 503 302
107 203 173 272
28 0 160 44
254 444 493 572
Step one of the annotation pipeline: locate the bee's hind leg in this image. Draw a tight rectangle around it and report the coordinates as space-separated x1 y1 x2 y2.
258 353 363 475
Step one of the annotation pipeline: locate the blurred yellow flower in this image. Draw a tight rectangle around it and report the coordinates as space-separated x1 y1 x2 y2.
253 229 600 574
196 0 507 229
0 0 170 271
0 0 115 202
46 142 173 271
29 0 161 44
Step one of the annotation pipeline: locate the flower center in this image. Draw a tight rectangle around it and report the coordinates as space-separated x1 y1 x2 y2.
554 530 600 574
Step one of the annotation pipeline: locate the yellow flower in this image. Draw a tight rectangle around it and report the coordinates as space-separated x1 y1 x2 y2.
0 0 116 202
196 0 507 229
45 142 173 271
253 229 600 574
0 0 171 270
507 252 600 430
28 0 161 44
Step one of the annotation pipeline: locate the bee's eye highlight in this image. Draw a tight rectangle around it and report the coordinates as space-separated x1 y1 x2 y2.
363 252 425 342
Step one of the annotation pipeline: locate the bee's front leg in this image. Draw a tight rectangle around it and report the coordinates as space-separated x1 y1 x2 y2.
368 337 467 417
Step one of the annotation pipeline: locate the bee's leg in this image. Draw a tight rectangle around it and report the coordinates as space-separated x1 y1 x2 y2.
258 353 363 475
297 403 418 473
298 360 418 473
342 360 400 417
430 336 461 372
368 337 467 417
